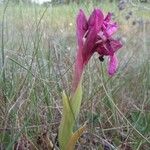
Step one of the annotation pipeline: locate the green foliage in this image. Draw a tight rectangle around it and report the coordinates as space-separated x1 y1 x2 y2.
2 0 31 4
131 111 150 135
0 1 149 149
59 79 83 150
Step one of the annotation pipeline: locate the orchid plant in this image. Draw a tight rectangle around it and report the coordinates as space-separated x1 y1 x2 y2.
58 8 122 150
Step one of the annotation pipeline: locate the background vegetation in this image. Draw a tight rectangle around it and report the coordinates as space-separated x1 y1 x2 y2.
0 0 150 149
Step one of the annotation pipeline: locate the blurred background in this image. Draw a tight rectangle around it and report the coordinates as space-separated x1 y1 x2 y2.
0 0 150 149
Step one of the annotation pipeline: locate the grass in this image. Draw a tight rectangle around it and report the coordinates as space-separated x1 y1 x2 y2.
0 0 150 149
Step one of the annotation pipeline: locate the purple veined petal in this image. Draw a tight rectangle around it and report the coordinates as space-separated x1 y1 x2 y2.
103 12 118 37
102 38 122 56
73 9 88 92
82 32 96 65
88 9 104 33
105 23 118 37
97 43 110 56
76 9 88 48
108 54 119 76
97 31 107 41
82 9 104 65
110 38 123 52
104 12 112 22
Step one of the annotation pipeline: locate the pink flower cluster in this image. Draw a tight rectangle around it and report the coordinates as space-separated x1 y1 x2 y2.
73 9 122 91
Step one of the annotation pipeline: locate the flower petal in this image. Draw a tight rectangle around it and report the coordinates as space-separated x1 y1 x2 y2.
102 12 118 37
105 23 118 37
76 9 88 48
105 12 112 22
72 47 84 92
97 43 110 56
83 9 104 64
108 54 118 76
88 9 104 33
110 39 123 52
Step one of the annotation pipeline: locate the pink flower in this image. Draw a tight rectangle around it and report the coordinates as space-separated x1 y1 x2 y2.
73 9 122 91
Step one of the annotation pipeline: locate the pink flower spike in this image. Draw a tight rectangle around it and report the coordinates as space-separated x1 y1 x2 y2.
108 54 119 76
73 9 104 92
72 9 123 92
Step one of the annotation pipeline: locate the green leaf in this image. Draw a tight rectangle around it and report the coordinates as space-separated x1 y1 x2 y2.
70 78 83 120
58 79 83 150
58 91 74 150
